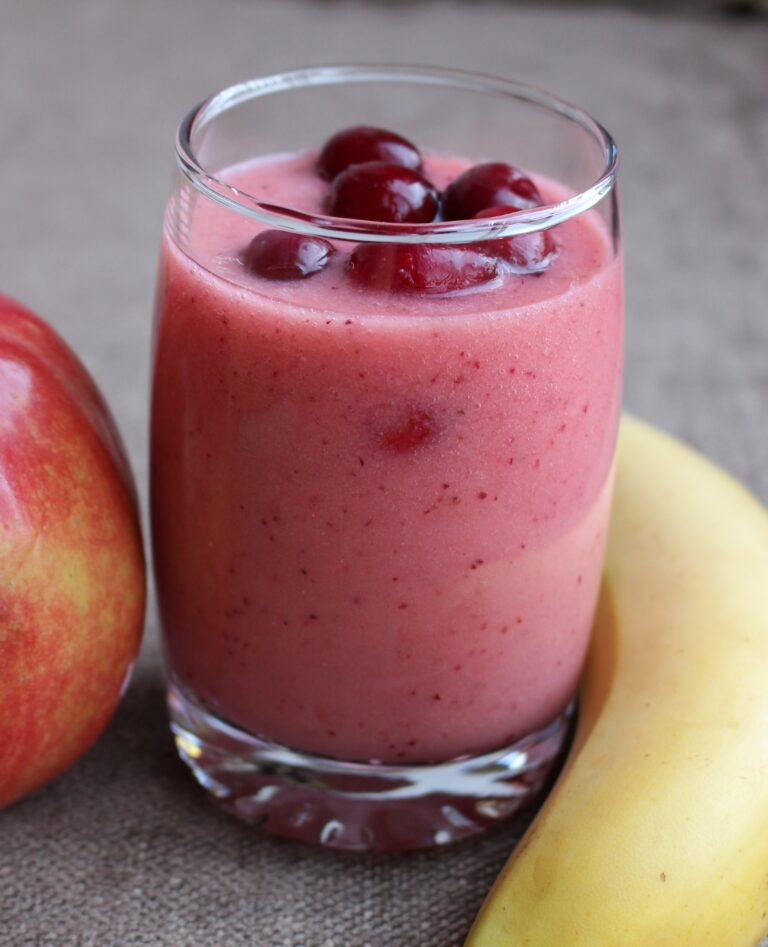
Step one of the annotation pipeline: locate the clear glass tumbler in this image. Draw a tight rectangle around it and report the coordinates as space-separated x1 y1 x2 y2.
150 65 622 851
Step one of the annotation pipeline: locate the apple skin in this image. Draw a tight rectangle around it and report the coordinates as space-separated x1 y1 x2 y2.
0 294 145 809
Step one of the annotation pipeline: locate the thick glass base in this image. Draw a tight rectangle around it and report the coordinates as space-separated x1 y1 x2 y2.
168 682 573 852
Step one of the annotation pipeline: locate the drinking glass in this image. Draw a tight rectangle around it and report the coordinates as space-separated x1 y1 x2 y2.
150 65 622 851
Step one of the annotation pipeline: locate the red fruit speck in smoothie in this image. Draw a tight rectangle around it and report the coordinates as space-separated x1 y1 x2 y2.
375 407 438 453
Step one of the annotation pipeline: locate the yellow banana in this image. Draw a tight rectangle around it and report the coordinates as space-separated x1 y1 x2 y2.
465 416 768 947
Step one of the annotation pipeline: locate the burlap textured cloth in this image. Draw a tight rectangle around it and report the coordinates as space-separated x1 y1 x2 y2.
1 1 766 944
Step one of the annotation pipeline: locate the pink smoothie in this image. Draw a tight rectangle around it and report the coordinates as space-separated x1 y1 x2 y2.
151 151 623 764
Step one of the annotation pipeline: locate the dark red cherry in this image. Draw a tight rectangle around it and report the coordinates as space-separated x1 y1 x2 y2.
474 206 557 273
347 243 499 294
376 407 437 453
330 163 439 224
317 126 422 181
443 163 543 220
242 230 335 280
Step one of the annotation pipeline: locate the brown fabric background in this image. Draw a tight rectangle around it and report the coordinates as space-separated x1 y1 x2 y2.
1 1 767 944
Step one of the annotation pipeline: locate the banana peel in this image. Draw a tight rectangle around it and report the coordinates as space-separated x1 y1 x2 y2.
465 416 768 946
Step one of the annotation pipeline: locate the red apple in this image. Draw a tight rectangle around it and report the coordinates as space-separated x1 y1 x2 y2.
0 294 145 809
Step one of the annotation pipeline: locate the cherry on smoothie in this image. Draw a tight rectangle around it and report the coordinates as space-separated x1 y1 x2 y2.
317 126 423 181
330 162 440 224
242 230 335 280
443 162 543 220
475 206 557 273
347 243 499 294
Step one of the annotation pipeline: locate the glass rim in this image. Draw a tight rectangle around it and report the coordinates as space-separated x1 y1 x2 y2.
175 64 619 245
